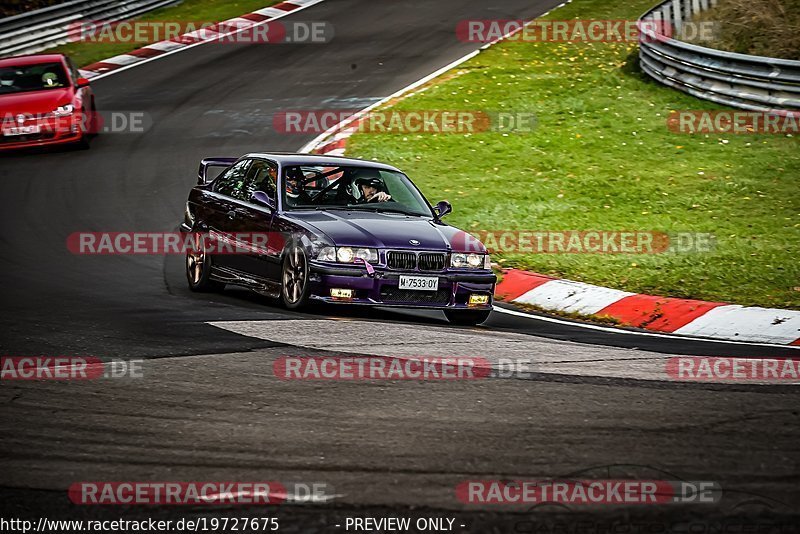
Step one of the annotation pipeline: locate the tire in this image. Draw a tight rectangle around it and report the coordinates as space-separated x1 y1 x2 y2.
281 243 311 310
444 309 491 326
73 103 95 150
186 232 224 292
73 133 91 150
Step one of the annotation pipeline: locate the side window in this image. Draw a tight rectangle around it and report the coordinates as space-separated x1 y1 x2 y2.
65 57 80 85
214 159 252 198
244 160 278 202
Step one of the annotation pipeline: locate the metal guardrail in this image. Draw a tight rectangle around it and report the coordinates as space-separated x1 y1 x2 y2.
638 0 800 113
0 0 180 58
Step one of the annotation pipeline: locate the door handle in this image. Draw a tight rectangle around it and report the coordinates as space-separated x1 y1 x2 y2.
227 210 236 219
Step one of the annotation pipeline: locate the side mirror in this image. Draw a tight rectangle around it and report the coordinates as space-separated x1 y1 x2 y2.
76 77 90 88
251 191 276 209
434 200 452 218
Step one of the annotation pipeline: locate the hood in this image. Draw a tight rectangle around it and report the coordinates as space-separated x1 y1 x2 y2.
0 87 73 116
287 210 484 252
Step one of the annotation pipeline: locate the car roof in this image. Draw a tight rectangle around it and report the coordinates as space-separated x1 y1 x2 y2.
243 152 402 173
0 54 66 68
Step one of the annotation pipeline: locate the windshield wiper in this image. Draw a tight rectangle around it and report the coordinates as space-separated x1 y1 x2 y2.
351 206 428 216
309 205 429 217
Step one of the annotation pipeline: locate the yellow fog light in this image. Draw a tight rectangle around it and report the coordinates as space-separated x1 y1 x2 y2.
469 294 490 306
331 288 353 299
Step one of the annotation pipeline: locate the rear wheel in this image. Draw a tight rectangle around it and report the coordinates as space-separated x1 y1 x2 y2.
281 243 310 310
444 309 491 326
186 233 224 292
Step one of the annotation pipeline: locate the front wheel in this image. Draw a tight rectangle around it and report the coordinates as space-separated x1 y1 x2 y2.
444 309 491 326
281 243 310 310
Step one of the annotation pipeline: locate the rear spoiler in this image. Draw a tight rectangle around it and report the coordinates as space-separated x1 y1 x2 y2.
198 157 238 185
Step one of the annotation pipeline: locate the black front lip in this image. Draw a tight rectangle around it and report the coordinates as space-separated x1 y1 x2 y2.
309 261 497 283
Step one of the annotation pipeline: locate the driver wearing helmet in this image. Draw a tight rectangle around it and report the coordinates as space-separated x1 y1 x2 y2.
284 167 313 206
0 71 20 93
354 171 392 203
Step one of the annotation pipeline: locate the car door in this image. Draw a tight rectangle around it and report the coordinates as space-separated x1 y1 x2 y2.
225 158 281 280
205 158 252 271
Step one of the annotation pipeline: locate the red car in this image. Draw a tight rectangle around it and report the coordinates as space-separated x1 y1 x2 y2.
0 53 95 150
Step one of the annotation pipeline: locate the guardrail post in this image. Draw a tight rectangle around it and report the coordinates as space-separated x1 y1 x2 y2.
672 0 683 32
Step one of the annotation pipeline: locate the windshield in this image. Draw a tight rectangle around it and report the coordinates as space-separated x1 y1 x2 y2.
282 165 433 217
0 62 70 95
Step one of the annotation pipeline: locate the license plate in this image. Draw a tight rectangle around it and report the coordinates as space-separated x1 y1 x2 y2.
398 275 438 291
3 125 40 136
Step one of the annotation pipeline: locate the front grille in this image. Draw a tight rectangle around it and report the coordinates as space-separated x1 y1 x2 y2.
380 287 451 305
387 251 416 270
418 252 446 271
386 251 447 271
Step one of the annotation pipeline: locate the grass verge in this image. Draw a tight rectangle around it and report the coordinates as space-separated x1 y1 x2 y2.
346 0 800 309
48 0 281 68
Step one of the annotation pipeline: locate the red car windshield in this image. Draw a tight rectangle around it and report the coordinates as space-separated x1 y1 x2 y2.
0 62 70 95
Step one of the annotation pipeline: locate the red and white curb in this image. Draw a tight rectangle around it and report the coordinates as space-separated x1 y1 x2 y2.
497 270 800 345
78 0 326 80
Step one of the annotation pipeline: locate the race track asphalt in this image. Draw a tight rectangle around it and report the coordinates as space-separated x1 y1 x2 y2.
1 0 798 529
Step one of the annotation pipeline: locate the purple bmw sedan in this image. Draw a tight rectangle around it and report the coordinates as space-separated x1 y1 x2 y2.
181 153 496 325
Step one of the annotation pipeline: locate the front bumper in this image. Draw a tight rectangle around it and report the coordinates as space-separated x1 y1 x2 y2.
308 261 496 309
0 116 84 150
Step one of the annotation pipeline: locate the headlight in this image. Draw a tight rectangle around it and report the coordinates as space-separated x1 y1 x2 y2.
337 247 354 263
317 246 378 264
483 253 492 269
451 252 488 269
354 248 378 263
53 104 74 117
317 246 336 262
